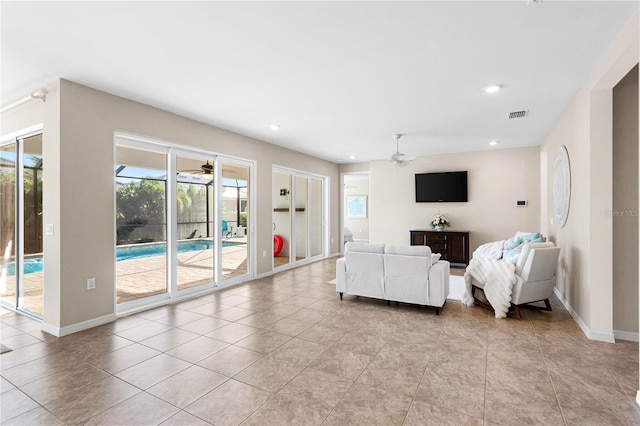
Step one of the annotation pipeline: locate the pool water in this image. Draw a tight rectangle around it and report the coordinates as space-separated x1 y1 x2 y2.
3 240 241 275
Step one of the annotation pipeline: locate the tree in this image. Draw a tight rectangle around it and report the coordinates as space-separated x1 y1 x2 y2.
116 179 166 244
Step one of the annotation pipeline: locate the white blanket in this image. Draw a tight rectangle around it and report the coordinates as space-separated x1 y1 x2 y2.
462 257 517 318
471 240 504 260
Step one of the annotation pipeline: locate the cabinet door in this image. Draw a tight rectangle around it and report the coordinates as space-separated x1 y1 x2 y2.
425 233 447 259
449 233 468 264
410 232 427 246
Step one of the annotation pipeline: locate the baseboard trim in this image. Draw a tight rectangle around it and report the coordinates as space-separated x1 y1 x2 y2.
613 330 639 342
44 256 337 336
255 254 338 280
42 313 116 337
553 288 615 343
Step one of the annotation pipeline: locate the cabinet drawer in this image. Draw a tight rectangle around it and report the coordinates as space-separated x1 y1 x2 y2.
429 242 447 251
427 234 447 241
410 230 469 266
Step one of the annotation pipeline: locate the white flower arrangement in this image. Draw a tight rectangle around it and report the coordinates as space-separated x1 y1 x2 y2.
431 214 450 229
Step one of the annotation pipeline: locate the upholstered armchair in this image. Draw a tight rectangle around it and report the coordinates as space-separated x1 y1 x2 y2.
470 243 561 318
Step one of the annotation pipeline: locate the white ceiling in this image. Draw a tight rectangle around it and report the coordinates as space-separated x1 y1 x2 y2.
2 1 638 163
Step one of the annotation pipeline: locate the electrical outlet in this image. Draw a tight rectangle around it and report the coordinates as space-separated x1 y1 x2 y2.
262 250 266 257
87 277 96 290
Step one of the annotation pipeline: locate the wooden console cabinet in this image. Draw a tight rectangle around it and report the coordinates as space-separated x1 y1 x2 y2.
410 230 470 267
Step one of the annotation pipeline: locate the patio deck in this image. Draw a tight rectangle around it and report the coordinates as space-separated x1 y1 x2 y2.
1 237 249 316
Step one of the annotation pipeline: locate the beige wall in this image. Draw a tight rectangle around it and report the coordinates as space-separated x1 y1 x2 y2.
368 147 540 251
613 65 639 334
3 79 340 329
540 11 639 339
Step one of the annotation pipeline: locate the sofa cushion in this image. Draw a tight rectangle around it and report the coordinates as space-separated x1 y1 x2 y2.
385 245 431 257
345 242 385 254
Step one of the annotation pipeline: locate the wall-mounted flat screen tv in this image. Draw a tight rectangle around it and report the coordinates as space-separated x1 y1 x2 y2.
415 171 468 202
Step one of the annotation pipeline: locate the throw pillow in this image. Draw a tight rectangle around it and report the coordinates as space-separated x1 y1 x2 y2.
503 236 523 250
431 253 442 263
515 232 542 243
503 247 522 265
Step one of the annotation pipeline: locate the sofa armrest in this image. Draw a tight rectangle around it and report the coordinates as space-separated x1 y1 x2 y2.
336 258 346 293
428 260 450 307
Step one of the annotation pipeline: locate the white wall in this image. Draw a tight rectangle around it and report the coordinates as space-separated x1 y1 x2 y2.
368 147 541 252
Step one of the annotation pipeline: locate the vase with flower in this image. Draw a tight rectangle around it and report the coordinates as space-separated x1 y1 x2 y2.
431 213 450 231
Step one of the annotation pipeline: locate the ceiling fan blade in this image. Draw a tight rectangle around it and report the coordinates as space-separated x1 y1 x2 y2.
391 151 405 161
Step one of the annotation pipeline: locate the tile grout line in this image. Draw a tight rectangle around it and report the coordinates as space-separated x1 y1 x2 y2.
400 325 443 425
533 318 569 426
482 312 489 426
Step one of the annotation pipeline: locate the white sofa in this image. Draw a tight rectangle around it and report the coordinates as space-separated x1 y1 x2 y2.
336 242 450 314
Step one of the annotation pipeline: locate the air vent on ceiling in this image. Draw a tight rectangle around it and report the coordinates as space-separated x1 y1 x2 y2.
508 110 529 119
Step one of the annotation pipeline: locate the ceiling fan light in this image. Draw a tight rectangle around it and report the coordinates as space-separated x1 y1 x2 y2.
390 133 412 167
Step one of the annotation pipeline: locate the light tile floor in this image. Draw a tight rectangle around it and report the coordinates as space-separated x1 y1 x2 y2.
1 258 639 425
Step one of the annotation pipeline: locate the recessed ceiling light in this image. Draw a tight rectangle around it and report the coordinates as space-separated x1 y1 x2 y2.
489 140 499 146
349 155 357 160
485 85 502 94
269 123 280 130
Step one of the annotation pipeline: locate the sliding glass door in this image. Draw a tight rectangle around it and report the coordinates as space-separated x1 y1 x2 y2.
309 178 323 257
0 143 17 309
115 145 168 304
221 160 250 281
115 135 253 310
295 176 308 262
272 170 292 268
176 153 215 290
0 131 44 317
272 167 326 270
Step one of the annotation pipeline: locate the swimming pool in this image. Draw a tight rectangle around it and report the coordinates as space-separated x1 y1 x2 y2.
3 240 242 275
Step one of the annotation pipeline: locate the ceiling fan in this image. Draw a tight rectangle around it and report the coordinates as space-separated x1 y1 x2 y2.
180 160 214 178
390 134 415 167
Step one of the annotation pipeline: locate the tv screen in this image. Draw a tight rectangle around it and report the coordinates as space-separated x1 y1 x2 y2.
415 171 468 202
